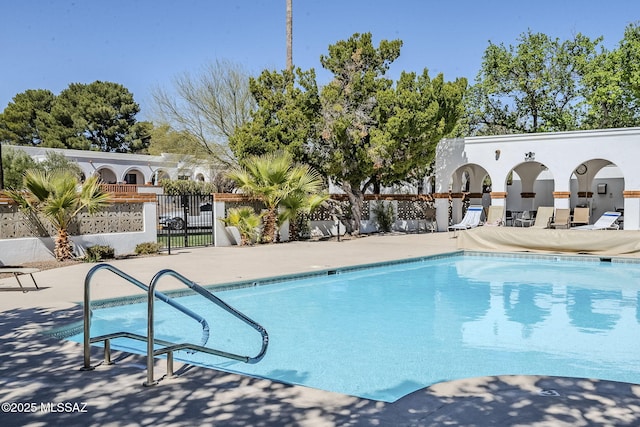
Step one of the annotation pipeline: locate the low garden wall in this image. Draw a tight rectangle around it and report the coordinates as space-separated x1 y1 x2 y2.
0 192 157 265
213 193 436 245
0 190 437 263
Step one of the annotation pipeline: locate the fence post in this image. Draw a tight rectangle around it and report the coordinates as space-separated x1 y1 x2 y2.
181 195 189 247
167 226 171 255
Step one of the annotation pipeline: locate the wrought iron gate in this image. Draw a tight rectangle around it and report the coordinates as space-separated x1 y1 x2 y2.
157 194 214 251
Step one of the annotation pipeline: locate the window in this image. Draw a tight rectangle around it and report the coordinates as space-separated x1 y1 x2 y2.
125 173 138 184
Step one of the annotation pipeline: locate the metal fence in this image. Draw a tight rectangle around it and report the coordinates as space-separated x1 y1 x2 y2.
156 194 214 252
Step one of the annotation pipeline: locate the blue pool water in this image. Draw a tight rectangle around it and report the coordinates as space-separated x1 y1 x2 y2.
70 254 640 402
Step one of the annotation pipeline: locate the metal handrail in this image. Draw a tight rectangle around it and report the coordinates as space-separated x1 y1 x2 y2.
81 263 210 371
145 269 269 386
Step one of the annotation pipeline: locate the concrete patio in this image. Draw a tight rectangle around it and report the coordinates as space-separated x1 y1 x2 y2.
1 232 640 426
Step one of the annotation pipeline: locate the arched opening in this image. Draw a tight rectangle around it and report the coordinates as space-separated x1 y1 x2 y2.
449 164 491 224
153 169 171 184
570 159 625 228
506 161 554 225
96 167 117 184
123 168 144 185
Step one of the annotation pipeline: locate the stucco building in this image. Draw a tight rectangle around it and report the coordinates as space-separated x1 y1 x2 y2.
6 145 216 185
435 127 640 230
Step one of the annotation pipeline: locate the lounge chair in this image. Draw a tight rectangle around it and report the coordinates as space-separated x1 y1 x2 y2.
549 208 571 229
484 205 504 226
573 211 621 230
570 207 590 227
514 210 534 227
448 205 483 237
0 267 41 293
421 207 437 233
530 206 555 229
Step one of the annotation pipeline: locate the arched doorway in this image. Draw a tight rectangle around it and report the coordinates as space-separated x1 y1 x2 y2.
123 168 144 185
506 161 554 224
449 164 491 225
96 167 117 184
571 159 625 228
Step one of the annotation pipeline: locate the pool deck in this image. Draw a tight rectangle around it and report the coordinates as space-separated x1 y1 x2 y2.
1 232 640 426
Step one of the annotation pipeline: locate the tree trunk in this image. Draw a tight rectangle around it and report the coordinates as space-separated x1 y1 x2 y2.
341 182 364 236
54 228 73 261
288 216 299 241
261 207 277 243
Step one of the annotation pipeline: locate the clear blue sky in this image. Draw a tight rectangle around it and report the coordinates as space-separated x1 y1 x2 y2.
2 0 638 120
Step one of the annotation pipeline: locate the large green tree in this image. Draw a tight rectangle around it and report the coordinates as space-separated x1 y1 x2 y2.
41 81 147 152
581 23 640 128
312 33 465 234
620 23 640 101
0 89 55 146
0 82 148 152
313 33 401 233
229 67 320 161
466 30 600 135
371 70 467 190
230 33 466 235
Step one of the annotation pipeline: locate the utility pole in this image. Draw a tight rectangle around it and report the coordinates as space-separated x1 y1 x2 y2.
286 0 293 70
0 143 4 190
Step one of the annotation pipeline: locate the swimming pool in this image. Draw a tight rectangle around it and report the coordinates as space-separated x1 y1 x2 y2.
68 253 640 402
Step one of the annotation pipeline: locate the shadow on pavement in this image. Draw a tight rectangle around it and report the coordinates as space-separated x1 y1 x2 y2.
1 306 640 426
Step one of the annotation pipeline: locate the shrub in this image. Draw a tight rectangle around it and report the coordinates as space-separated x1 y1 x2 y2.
85 244 115 262
372 201 395 233
135 242 162 255
160 179 216 196
220 206 261 245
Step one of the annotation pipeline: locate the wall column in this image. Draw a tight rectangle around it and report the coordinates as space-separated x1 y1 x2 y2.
623 191 640 230
451 193 465 226
553 191 571 209
434 193 450 232
490 191 507 207
521 192 536 212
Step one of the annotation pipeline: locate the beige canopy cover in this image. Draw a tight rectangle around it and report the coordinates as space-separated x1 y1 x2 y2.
457 226 640 256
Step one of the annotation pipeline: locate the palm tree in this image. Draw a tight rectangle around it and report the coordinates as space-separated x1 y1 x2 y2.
220 206 262 246
280 192 328 241
227 151 325 243
7 169 111 260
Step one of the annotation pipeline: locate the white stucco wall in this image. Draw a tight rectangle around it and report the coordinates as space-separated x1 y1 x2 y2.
0 202 157 264
435 127 640 230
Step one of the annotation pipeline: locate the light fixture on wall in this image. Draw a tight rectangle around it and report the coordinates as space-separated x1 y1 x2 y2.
524 152 535 162
495 149 501 160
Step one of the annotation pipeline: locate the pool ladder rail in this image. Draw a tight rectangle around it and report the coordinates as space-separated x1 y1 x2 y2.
81 263 269 386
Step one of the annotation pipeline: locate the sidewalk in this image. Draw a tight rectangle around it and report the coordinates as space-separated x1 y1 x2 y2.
1 233 639 426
